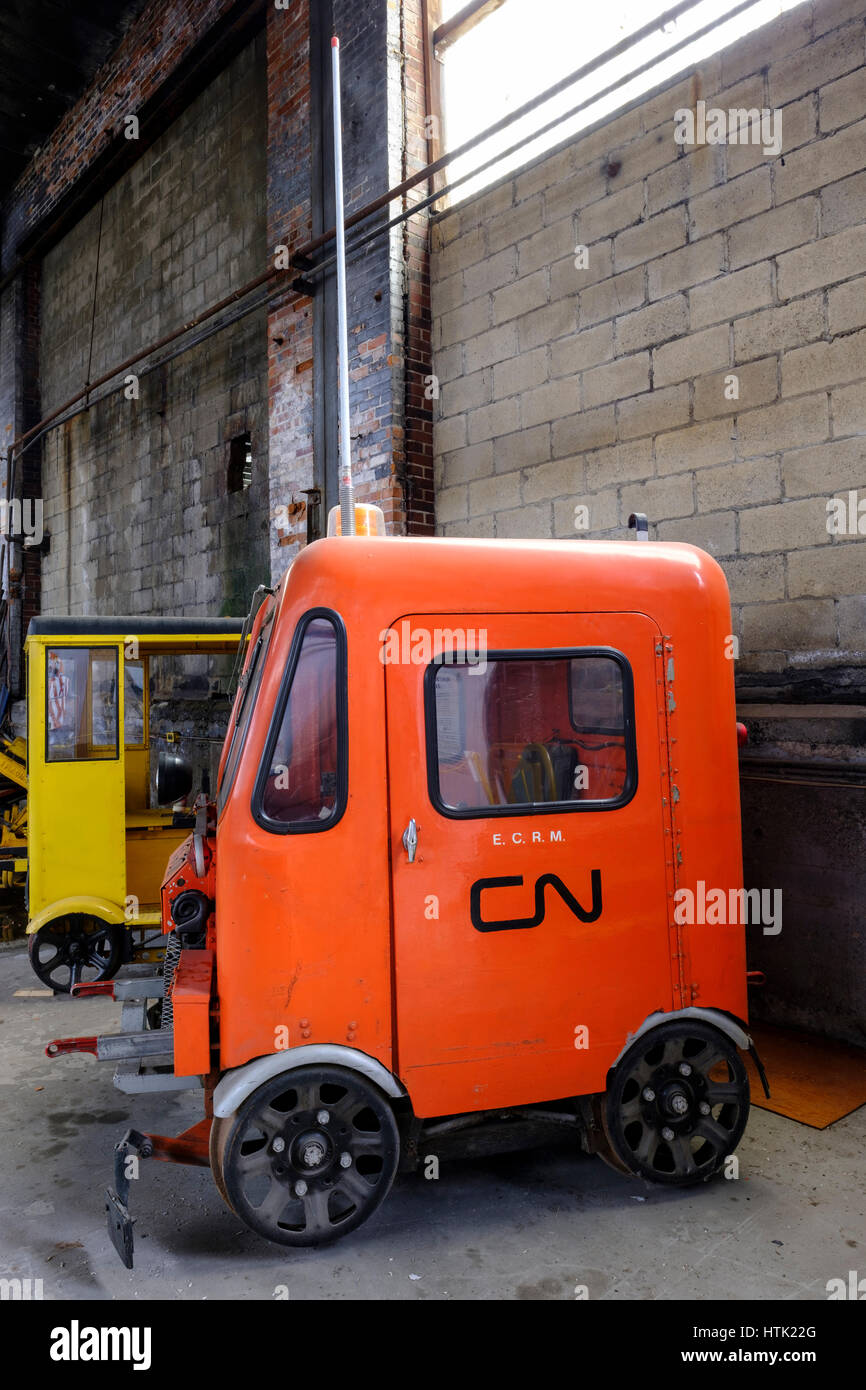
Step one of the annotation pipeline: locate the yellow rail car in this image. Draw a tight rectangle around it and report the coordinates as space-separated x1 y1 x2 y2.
25 616 243 991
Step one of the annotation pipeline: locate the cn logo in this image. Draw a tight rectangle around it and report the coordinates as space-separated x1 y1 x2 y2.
470 871 602 933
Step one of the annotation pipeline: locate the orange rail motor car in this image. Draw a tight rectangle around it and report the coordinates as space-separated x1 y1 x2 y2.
48 528 767 1265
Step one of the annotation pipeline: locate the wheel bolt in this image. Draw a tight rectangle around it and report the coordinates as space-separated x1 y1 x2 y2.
294 1179 308 1197
661 1126 675 1141
340 1152 352 1169
272 1137 286 1153
642 1087 656 1102
699 1101 711 1115
316 1110 330 1125
678 1062 692 1076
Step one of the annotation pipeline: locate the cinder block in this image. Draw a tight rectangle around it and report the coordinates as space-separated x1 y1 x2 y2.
436 483 468 524
769 23 864 108
522 456 584 504
734 295 825 363
485 195 544 255
742 598 836 649
553 405 616 457
470 469 521 516
578 182 643 244
614 209 685 273
782 438 866 497
522 376 582 428
442 441 493 488
822 170 866 236
433 414 467 455
693 357 777 420
550 322 613 377
739 497 831 553
617 384 690 440
495 501 553 538
690 262 773 329
585 441 653 491
648 234 725 300
656 510 737 557
646 146 725 215
775 116 866 203
554 488 619 535
607 127 673 189
463 247 517 302
696 457 781 512
579 268 645 326
438 296 490 349
622 473 694 522
518 295 579 350
493 348 547 401
543 163 606 227
440 368 491 418
722 553 786 603
550 240 613 298
435 224 486 279
837 595 866 650
653 324 729 388
728 197 818 270
464 322 518 373
441 514 496 538
492 270 548 325
518 217 577 277
616 295 688 353
656 418 736 475
466 396 520 445
579 351 648 409
833 382 866 437
493 423 550 473
778 223 866 299
688 167 771 240
782 328 866 397
819 65 866 131
738 394 829 458
787 543 866 597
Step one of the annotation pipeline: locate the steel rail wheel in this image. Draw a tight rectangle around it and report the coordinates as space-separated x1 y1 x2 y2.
211 1065 400 1247
28 914 123 993
603 1020 750 1185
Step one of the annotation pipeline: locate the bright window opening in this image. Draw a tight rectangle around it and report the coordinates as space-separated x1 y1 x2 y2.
436 0 805 203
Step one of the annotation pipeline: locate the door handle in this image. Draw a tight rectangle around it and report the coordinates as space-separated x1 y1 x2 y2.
402 818 418 863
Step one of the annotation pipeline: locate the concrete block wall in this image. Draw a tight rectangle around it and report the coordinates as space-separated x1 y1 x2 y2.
39 34 269 619
431 0 866 698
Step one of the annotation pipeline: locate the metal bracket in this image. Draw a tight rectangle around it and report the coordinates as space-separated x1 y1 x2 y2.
106 1128 153 1269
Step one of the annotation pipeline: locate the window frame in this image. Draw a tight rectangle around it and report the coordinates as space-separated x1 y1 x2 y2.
45 645 119 764
217 609 275 814
424 644 637 820
251 608 349 837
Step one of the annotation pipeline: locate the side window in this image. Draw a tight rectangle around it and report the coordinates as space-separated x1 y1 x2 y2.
46 647 118 762
217 613 274 813
427 650 635 816
124 659 146 748
254 614 346 833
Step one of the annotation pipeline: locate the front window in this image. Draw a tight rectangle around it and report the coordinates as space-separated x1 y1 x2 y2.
428 649 635 815
46 647 118 762
217 610 275 813
254 613 347 833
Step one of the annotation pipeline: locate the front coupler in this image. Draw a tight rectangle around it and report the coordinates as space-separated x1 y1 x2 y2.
106 1117 212 1268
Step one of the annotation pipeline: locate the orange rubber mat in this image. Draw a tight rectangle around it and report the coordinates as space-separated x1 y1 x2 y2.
746 1023 866 1129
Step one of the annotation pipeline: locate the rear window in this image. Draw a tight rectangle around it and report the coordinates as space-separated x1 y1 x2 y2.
426 649 635 817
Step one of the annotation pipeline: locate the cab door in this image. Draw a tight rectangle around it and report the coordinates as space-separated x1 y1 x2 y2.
29 639 126 918
385 611 674 1119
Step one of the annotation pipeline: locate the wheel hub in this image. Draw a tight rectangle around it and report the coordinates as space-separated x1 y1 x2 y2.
290 1125 333 1173
661 1082 691 1118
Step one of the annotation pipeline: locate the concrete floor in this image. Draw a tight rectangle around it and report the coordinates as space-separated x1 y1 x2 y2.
1 942 862 1301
